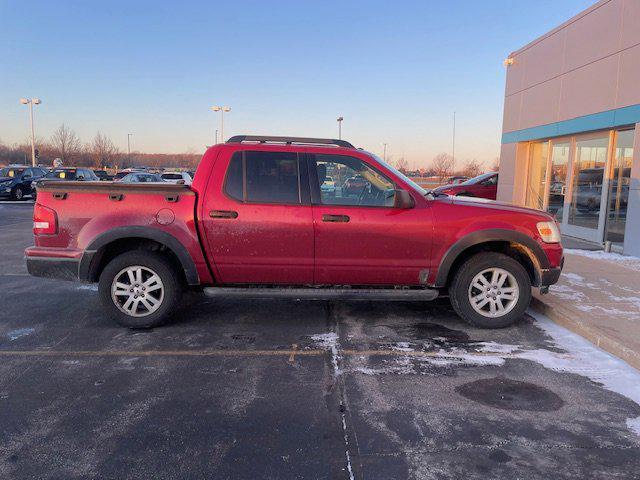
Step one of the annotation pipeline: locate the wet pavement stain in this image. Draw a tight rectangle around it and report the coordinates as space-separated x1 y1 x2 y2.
456 377 564 412
385 322 470 343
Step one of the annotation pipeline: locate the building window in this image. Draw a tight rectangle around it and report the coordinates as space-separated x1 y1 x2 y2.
606 129 633 244
525 141 548 210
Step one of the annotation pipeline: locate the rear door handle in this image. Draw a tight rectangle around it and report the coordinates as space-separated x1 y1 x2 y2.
322 214 350 223
210 210 238 219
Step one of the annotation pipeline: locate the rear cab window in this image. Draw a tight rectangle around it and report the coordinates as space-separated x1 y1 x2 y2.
224 151 301 204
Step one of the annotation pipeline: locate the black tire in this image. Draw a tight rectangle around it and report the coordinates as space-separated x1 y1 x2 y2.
448 252 531 328
12 186 24 201
98 250 183 328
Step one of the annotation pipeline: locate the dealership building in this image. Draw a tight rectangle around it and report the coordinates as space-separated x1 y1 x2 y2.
497 0 640 256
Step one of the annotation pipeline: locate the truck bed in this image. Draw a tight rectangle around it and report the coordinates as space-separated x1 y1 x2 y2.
28 180 213 285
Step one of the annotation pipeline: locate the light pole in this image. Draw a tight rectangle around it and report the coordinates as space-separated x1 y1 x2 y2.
127 133 133 164
211 106 231 143
19 97 42 167
337 116 343 139
383 143 388 162
452 111 456 166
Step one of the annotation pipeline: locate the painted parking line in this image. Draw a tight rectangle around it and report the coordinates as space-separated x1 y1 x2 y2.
0 348 566 359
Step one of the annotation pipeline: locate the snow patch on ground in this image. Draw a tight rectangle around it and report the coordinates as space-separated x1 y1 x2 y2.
310 332 341 376
7 328 35 341
77 284 99 291
528 310 640 437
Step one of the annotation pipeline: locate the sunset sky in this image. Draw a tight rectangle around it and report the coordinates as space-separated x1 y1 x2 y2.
1 0 595 169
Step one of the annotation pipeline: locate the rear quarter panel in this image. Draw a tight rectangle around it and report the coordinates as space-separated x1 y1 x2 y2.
33 187 213 284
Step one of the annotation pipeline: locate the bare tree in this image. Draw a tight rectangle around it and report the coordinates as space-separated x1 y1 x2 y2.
91 132 119 167
50 124 81 162
491 157 500 172
432 153 455 182
394 156 409 173
462 159 482 178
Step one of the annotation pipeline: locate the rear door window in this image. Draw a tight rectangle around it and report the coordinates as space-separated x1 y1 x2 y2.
223 151 301 204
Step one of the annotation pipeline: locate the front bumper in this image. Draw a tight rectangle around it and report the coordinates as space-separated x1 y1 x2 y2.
539 256 564 287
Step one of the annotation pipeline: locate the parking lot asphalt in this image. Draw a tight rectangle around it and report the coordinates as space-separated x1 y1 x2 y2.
2 202 640 480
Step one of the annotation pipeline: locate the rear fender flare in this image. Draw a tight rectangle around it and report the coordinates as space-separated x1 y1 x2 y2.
79 226 199 285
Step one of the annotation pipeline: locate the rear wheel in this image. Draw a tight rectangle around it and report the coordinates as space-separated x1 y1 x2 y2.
98 250 182 328
449 252 531 328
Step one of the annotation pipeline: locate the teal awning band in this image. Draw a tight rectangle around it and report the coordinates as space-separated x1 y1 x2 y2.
502 103 640 143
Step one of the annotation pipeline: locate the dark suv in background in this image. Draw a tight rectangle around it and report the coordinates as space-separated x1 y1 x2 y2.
0 166 48 200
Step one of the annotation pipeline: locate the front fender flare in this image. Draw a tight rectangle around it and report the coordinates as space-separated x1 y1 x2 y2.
433 229 549 287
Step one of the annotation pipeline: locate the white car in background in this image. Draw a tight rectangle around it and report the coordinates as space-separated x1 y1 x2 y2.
320 175 336 195
161 171 193 185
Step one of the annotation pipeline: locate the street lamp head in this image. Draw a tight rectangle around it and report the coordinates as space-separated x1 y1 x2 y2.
222 106 231 112
20 98 30 104
32 98 42 105
337 116 343 122
211 106 221 111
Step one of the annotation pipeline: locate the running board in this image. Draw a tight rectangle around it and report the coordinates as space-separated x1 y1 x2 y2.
203 287 439 301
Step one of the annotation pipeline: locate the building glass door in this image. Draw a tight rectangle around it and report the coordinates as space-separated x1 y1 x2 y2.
546 141 570 222
565 133 610 242
605 129 634 245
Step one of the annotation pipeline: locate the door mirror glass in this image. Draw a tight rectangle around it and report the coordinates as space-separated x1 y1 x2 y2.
393 189 414 209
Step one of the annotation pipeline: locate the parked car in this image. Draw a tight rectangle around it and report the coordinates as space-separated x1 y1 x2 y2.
343 174 369 196
320 175 336 195
433 172 498 199
117 172 164 183
112 169 145 181
160 171 192 184
94 170 113 181
0 166 48 200
32 168 100 199
446 175 469 185
26 135 563 330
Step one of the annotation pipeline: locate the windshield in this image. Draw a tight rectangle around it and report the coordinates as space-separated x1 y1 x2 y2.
0 168 25 178
461 172 494 185
366 152 428 195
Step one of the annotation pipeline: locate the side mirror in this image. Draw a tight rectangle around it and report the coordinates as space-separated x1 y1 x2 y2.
393 189 415 209
23 174 32 180
77 175 85 181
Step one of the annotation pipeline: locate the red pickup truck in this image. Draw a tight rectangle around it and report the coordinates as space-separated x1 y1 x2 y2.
26 136 563 329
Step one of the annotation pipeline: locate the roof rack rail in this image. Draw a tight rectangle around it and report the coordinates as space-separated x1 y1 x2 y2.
226 135 354 149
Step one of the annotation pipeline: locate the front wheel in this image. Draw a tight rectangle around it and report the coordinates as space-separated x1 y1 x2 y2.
449 252 531 328
98 250 183 328
12 187 24 201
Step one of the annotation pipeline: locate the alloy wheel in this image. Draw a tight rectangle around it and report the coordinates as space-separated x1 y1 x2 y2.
468 267 519 318
111 265 164 317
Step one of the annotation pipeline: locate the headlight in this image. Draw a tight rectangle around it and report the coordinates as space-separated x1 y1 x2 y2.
537 221 561 243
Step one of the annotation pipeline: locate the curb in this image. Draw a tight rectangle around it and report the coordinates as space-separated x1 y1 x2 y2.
531 295 640 371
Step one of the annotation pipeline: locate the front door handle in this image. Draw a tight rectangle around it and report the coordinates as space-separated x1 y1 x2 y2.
210 210 238 219
322 214 350 223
